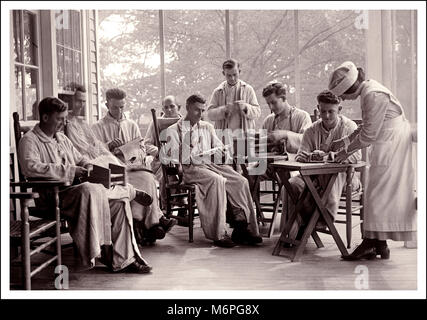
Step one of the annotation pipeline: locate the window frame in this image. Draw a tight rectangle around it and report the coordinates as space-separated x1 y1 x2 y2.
13 9 42 121
55 9 84 95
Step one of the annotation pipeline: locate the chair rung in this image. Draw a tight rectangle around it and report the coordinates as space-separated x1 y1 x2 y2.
170 193 189 197
335 220 362 228
30 255 58 277
30 237 58 256
315 228 331 235
29 220 57 238
259 190 278 194
340 191 363 199
337 206 363 214
10 220 57 238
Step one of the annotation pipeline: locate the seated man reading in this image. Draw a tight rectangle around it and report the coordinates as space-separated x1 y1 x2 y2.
18 97 151 273
285 90 362 239
68 86 176 244
163 94 263 247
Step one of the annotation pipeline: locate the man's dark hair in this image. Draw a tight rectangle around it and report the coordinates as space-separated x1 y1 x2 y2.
106 88 126 101
38 97 67 119
317 90 341 105
222 59 240 70
262 82 287 101
186 94 206 107
74 84 86 94
69 82 86 94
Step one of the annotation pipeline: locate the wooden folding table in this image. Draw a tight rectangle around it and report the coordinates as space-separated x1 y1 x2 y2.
271 160 357 261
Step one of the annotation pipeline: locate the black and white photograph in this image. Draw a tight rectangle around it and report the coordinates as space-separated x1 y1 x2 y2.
1 0 425 305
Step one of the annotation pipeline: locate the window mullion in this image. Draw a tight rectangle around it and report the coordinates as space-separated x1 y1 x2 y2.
20 10 26 120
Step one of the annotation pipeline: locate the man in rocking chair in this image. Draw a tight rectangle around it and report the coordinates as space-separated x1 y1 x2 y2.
18 97 151 273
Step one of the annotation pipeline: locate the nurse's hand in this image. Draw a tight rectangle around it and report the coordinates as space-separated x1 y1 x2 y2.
330 138 345 152
334 149 349 163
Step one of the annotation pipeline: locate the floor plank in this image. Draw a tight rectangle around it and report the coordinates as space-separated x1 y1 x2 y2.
11 215 417 291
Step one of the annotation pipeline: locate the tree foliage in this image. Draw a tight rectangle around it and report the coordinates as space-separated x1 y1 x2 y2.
98 10 365 134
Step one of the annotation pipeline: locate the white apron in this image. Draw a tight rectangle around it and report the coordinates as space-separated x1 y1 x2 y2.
362 81 417 233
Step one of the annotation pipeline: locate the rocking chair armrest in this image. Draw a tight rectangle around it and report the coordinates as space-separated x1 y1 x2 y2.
10 192 40 200
10 180 69 188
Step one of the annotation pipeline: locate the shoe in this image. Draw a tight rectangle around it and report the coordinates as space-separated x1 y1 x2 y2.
245 234 263 245
376 241 390 259
159 216 178 233
231 228 245 244
283 226 305 248
174 209 190 226
315 220 328 232
341 238 377 261
213 235 236 248
231 228 262 245
145 225 166 241
134 190 153 206
121 261 152 274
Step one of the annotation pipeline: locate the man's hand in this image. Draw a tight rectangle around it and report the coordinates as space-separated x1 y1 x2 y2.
75 166 88 179
234 100 248 115
108 138 124 151
224 103 235 118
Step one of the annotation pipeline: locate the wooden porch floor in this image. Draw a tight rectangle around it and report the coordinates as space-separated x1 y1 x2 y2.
11 215 417 291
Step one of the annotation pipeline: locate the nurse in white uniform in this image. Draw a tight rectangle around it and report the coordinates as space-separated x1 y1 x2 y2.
328 61 417 261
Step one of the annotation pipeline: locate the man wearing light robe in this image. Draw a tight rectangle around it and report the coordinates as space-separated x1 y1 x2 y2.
207 59 261 135
64 85 152 208
285 90 361 238
92 88 176 242
246 82 312 219
163 94 263 247
18 97 151 273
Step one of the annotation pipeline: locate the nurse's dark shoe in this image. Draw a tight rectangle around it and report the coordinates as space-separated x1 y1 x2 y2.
341 238 377 261
376 240 390 259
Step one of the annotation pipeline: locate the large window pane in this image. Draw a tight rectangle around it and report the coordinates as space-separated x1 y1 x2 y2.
23 11 38 66
74 51 82 85
56 10 82 93
63 10 72 48
395 10 417 123
299 10 365 120
72 10 81 50
64 48 73 90
56 10 64 45
24 68 39 120
233 10 296 129
56 46 64 89
15 67 23 118
99 10 160 131
13 11 22 63
164 10 226 113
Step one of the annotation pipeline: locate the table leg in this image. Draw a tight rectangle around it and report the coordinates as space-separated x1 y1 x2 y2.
301 174 349 257
292 209 320 262
272 179 309 256
242 164 266 225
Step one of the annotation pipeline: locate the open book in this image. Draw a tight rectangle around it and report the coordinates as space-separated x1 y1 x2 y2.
116 138 144 163
158 117 181 131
